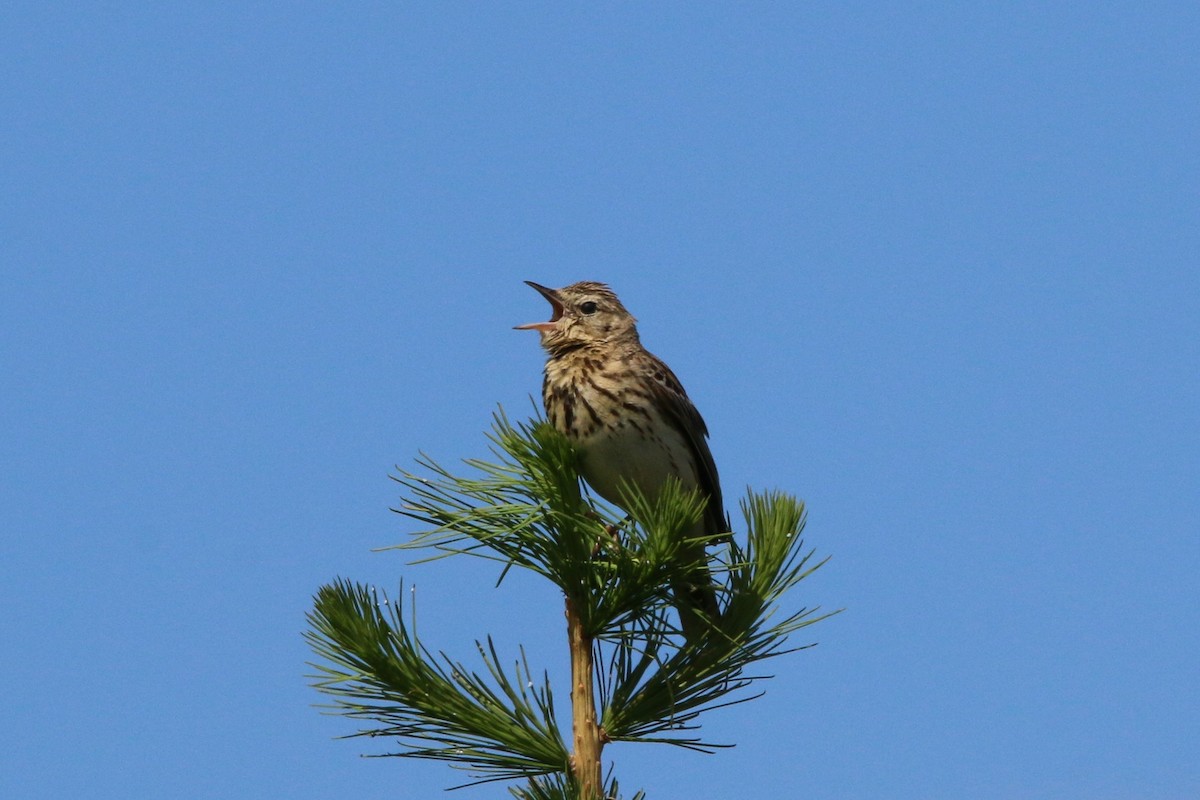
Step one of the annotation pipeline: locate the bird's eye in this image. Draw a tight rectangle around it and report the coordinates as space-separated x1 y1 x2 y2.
580 301 598 315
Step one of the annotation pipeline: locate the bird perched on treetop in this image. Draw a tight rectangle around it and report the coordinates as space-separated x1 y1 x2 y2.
516 280 725 640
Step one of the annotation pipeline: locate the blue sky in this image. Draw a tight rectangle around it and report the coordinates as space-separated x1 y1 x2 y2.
3 3 1197 798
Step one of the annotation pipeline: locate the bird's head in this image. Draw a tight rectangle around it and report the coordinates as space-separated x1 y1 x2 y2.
515 281 639 353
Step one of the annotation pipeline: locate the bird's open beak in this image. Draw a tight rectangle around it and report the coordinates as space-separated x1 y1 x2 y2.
514 281 564 332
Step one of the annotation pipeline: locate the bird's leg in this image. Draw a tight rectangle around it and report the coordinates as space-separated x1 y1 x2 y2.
587 509 624 557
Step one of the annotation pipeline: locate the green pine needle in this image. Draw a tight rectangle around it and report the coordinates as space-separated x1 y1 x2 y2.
305 410 838 794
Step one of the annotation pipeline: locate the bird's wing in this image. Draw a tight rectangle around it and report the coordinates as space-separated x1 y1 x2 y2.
645 354 728 537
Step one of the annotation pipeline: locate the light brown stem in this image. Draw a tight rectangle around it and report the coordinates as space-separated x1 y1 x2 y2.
566 596 602 799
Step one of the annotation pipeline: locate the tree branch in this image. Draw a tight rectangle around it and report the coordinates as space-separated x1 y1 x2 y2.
567 596 603 799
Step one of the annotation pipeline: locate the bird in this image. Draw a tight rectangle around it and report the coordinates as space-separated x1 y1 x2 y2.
515 280 725 640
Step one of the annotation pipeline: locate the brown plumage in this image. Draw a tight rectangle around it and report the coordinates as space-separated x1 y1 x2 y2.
516 280 725 639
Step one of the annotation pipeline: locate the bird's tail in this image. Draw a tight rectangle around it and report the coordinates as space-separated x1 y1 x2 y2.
673 543 720 643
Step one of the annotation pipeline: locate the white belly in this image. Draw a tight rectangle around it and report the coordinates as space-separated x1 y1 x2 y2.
575 421 699 512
